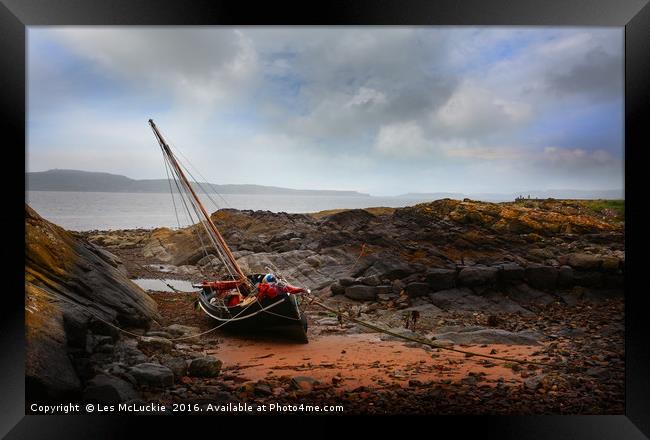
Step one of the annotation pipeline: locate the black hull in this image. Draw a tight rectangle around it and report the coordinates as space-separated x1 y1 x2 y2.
198 290 308 343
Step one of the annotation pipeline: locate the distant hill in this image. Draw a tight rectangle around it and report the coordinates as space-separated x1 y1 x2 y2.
398 192 466 200
26 169 371 197
398 189 624 202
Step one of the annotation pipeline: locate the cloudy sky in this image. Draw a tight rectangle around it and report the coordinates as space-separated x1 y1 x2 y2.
27 27 623 196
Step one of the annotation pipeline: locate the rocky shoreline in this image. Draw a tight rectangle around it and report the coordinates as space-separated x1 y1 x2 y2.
26 198 625 414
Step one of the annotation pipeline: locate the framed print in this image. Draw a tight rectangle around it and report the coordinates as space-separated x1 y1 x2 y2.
2 0 649 437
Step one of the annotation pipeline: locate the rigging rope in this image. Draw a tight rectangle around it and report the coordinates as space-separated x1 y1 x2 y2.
160 143 240 284
36 285 262 341
163 154 222 278
163 152 182 230
165 135 233 212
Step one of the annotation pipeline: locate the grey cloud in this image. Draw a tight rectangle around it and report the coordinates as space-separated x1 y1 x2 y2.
545 46 623 100
42 27 260 117
246 28 460 142
51 28 248 80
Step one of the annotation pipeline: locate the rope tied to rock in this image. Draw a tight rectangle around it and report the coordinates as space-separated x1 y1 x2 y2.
303 293 570 370
348 243 368 272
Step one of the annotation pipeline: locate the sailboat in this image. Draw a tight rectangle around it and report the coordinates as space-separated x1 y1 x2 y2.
148 119 309 342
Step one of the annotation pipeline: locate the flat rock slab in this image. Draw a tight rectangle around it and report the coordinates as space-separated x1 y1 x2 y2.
130 363 174 388
458 266 498 287
137 336 174 353
378 328 422 342
525 264 558 290
166 324 201 337
432 328 542 345
428 288 521 314
344 285 377 301
425 268 456 291
405 282 430 298
506 284 556 306
499 263 525 282
566 253 602 270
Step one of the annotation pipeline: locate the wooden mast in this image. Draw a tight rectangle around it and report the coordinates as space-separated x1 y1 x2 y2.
148 119 248 284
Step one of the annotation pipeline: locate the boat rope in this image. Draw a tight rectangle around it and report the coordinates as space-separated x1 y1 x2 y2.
260 303 303 321
302 293 569 370
349 243 368 271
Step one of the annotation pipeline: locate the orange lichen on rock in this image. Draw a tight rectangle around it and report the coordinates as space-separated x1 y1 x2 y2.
402 198 619 236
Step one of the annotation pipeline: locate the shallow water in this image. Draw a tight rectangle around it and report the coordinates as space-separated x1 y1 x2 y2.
132 278 200 293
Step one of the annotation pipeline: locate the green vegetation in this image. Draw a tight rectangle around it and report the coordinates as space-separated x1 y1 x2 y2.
309 206 396 219
583 199 625 220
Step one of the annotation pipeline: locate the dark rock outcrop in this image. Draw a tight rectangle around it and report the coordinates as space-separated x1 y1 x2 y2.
565 253 602 270
524 264 558 291
458 266 498 287
344 285 377 301
425 268 456 291
130 363 174 387
188 357 223 378
25 204 159 402
330 282 345 295
83 374 139 404
499 263 525 283
137 336 173 353
113 198 622 305
404 282 430 298
558 265 574 288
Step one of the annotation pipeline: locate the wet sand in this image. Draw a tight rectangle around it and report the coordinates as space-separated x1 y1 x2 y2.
210 333 543 391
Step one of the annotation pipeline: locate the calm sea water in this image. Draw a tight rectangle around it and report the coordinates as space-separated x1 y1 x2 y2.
26 191 431 231
132 278 199 293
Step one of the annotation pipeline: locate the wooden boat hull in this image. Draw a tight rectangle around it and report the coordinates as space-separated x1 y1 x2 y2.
197 288 309 343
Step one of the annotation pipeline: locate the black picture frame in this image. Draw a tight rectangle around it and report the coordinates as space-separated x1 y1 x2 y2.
2 0 649 437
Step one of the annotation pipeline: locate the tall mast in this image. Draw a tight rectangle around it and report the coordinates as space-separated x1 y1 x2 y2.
148 119 248 283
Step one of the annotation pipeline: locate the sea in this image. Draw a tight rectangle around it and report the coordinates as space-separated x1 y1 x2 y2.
26 190 433 231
